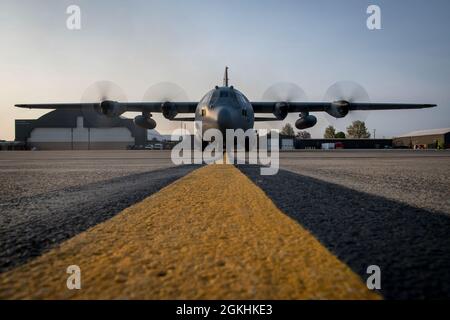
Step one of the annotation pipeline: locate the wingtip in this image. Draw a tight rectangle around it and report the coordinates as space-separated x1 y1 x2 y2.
15 104 33 109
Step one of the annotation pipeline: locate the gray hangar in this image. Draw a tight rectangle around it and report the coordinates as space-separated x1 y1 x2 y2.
15 109 148 150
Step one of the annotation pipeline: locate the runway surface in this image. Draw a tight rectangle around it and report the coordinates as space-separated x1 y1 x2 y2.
0 150 449 299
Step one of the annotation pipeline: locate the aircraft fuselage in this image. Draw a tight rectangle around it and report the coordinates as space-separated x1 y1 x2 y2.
194 86 255 137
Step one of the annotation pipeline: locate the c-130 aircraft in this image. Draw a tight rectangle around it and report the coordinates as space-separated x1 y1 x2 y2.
16 67 436 140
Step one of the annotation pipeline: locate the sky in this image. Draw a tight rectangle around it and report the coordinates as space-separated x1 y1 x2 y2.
1 0 449 139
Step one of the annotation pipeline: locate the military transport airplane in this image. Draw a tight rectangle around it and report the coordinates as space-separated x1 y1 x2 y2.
16 67 436 137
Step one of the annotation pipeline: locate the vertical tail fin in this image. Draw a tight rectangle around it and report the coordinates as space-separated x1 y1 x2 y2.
223 66 229 87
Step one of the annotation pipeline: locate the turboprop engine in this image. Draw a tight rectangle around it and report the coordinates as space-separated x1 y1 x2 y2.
95 100 126 117
326 100 350 118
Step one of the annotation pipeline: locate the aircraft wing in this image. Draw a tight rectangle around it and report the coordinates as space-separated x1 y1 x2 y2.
250 102 437 113
15 102 198 113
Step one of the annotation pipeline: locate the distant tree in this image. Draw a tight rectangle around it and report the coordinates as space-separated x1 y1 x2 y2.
335 131 346 139
296 131 311 139
280 123 295 137
324 125 336 139
346 120 371 139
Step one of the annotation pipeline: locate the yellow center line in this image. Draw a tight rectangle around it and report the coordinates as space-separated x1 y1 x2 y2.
0 164 380 300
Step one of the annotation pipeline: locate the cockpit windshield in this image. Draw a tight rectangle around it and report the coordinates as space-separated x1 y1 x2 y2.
210 90 219 105
206 88 248 108
200 91 213 104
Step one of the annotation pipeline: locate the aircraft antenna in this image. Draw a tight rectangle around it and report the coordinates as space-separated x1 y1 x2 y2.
223 66 229 87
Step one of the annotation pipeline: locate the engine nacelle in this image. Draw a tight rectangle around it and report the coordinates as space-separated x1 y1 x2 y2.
295 115 317 130
95 100 126 117
134 115 157 129
326 100 349 118
161 102 178 120
273 102 288 120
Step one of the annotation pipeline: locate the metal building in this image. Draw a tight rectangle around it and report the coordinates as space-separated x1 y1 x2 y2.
392 128 450 149
294 138 392 149
15 109 148 150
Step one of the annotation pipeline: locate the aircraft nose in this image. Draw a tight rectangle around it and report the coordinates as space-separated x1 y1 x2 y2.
216 107 233 132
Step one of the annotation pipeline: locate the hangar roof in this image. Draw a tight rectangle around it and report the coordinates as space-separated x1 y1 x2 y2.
395 128 450 138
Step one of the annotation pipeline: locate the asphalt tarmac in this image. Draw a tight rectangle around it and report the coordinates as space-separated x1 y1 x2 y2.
0 150 449 299
0 151 199 272
279 150 450 215
0 165 379 299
